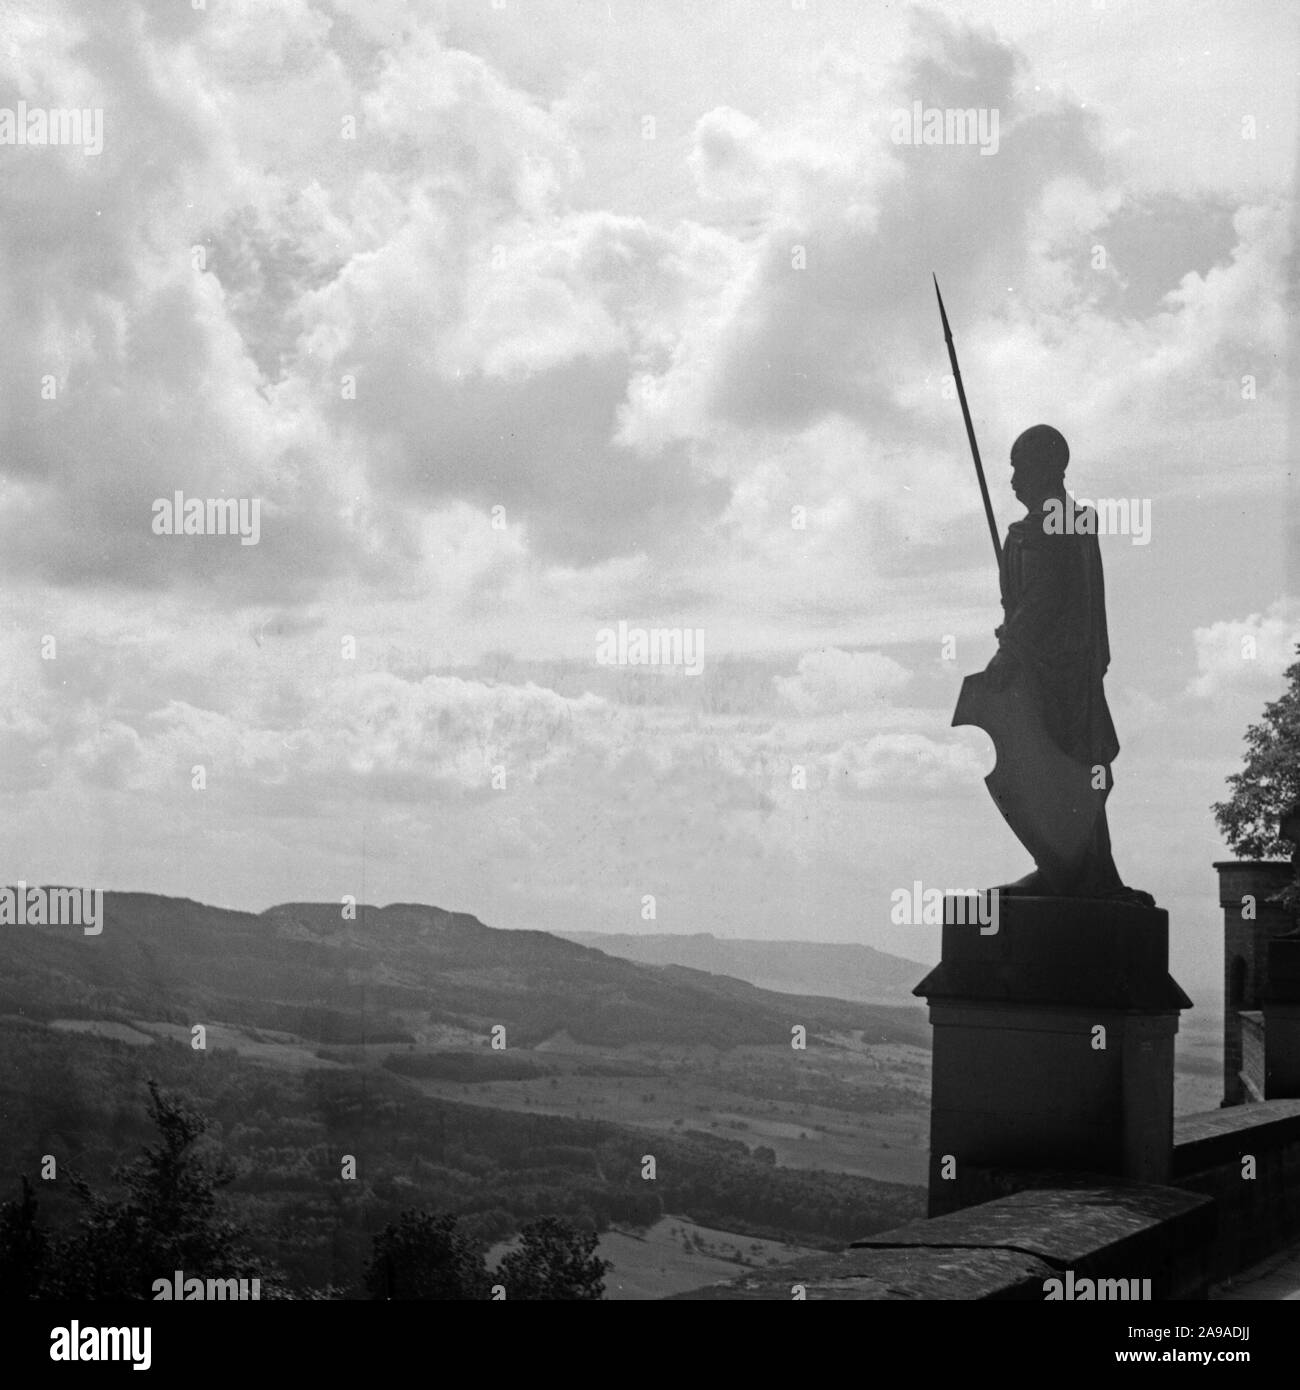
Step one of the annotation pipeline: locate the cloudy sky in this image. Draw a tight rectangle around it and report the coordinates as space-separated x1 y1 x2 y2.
2 0 1296 995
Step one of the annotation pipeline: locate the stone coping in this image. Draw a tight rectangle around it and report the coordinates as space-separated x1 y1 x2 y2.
1172 1098 1300 1177
676 1181 1212 1301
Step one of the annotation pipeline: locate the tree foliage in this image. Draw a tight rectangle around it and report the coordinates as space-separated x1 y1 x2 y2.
0 1080 273 1299
496 1215 610 1300
1213 644 1300 860
365 1209 606 1300
364 1210 489 1300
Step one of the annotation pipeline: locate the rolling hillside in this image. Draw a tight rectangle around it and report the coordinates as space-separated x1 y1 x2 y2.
0 890 929 1293
0 891 928 1049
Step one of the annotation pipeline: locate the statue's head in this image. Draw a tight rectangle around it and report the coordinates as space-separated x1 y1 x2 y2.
1010 424 1069 509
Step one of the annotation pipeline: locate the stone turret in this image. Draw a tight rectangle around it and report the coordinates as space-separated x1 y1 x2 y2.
1217 800 1300 1105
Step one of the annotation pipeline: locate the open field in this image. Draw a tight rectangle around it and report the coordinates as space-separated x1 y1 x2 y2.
403 1032 933 1186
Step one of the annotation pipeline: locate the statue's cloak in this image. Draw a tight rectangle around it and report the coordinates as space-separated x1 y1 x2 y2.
998 499 1119 767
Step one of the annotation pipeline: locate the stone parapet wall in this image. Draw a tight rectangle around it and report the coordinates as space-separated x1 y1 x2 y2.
677 1183 1213 1300
1171 1098 1300 1281
685 1100 1300 1299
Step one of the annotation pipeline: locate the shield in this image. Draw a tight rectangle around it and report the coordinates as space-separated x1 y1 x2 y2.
952 667 1105 894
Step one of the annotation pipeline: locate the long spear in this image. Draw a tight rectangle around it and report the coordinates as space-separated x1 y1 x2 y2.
933 274 1001 565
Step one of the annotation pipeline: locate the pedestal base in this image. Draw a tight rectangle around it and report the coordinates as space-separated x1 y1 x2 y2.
914 896 1191 1217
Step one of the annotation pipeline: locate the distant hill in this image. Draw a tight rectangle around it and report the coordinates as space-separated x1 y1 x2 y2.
0 892 927 1050
554 931 926 1007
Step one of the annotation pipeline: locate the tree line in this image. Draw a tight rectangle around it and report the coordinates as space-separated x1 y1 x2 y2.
0 1081 606 1301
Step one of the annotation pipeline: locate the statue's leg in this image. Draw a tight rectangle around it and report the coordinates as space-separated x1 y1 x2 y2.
1076 802 1124 896
1074 776 1155 904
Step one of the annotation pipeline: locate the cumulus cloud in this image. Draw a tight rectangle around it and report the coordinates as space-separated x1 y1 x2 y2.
0 4 1286 607
688 106 768 203
70 674 613 804
775 648 910 713
1187 599 1300 698
825 732 988 795
0 707 55 793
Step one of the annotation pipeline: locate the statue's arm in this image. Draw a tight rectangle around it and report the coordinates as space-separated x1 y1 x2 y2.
986 538 1069 684
1000 540 1068 655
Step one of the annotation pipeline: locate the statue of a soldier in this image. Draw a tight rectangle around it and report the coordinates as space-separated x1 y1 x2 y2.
954 424 1153 905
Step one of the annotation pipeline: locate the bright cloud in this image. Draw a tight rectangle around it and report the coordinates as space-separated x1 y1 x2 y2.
1188 600 1300 699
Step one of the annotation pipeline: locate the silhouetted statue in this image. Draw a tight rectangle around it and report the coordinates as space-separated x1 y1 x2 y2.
953 425 1152 903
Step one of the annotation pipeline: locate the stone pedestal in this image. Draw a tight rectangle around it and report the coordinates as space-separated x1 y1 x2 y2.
914 897 1191 1217
1264 937 1300 1099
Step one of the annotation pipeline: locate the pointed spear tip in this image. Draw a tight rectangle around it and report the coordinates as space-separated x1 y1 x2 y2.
932 273 952 339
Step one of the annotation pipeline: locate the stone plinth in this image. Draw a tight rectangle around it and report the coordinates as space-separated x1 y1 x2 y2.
914 896 1191 1216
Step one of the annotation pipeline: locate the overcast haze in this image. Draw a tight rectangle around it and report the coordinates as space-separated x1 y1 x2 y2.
2 0 1297 996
